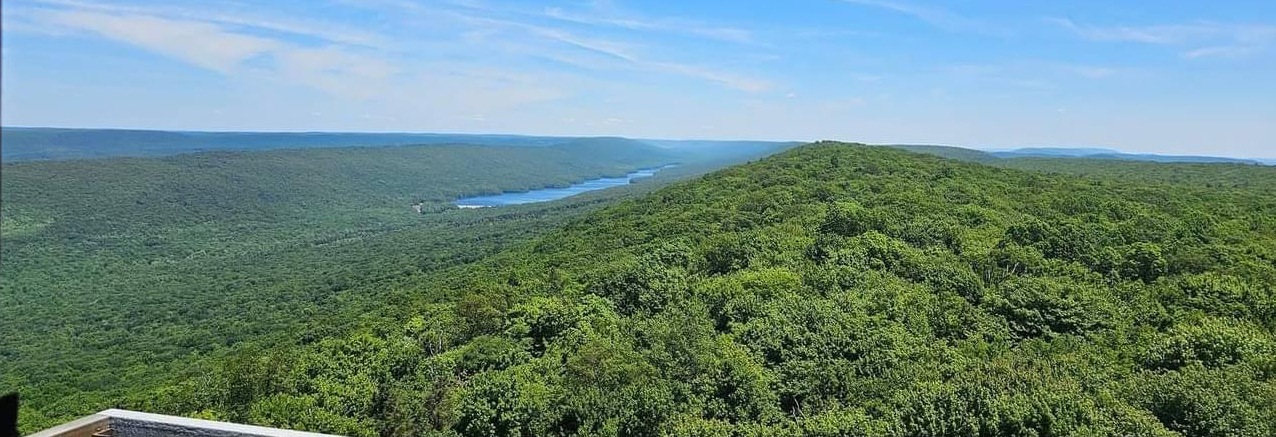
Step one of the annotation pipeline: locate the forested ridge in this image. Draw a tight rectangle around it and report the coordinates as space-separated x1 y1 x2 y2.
0 128 576 161
997 158 1276 191
87 142 1275 436
0 127 800 162
2 139 693 431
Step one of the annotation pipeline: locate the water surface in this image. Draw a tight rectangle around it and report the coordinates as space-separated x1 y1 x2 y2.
456 165 674 207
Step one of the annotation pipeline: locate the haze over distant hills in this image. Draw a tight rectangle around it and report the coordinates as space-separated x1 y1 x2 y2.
0 127 797 162
1 127 1267 166
0 127 577 161
988 147 1269 165
889 143 1271 166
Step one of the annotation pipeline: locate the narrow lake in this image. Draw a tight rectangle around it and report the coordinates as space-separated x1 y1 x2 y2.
456 165 675 208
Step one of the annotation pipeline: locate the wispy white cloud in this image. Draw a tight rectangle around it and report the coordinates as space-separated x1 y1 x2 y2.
542 6 753 43
1182 45 1254 59
8 0 1276 157
1063 65 1117 79
1051 18 1276 59
359 0 774 93
820 97 867 112
1050 18 1214 44
401 70 569 116
440 0 755 43
937 61 1122 98
648 62 772 92
20 0 413 102
38 9 282 73
272 47 401 98
523 26 640 63
32 0 776 95
942 63 1003 77
790 28 882 40
30 0 390 49
838 0 1001 35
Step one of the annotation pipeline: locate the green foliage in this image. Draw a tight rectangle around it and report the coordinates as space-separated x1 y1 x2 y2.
1 140 677 432
820 201 873 237
1144 318 1275 371
1129 366 1276 437
985 277 1116 339
11 142 1276 436
454 368 555 437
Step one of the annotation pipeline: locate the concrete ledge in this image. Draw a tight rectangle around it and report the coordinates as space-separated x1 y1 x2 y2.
26 414 108 437
30 409 344 437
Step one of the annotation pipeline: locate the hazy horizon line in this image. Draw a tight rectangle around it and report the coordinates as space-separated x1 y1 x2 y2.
4 124 1273 161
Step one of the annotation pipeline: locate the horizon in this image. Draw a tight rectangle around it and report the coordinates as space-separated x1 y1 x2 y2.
5 125 1273 161
3 0 1275 159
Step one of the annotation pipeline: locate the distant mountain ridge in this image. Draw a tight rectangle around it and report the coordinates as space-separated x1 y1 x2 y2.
991 147 1266 164
886 144 1270 166
0 127 793 163
640 139 803 161
0 127 580 161
4 127 1266 165
1000 147 1122 156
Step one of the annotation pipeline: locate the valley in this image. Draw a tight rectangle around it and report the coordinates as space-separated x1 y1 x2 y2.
3 134 1274 436
7 1 1274 434
0 136 774 432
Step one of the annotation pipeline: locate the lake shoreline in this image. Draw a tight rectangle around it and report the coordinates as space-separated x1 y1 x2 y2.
455 164 677 208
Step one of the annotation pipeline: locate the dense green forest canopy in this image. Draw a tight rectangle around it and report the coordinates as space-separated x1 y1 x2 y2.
997 158 1276 191
1 138 728 431
70 142 1271 437
6 140 1276 436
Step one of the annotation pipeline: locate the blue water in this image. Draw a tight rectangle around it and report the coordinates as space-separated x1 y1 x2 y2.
456 165 675 207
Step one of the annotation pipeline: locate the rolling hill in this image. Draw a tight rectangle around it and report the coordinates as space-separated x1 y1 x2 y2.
0 128 578 161
991 147 1266 165
0 128 795 163
107 142 1276 437
1 138 697 431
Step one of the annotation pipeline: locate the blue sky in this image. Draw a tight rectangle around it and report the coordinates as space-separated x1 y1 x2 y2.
3 0 1275 158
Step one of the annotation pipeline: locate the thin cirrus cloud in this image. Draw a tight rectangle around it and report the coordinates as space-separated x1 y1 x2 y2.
13 0 774 98
1050 17 1276 59
1182 45 1254 59
944 61 1117 78
367 0 774 92
541 6 754 44
1049 18 1205 44
439 0 756 44
837 0 1003 35
28 0 389 49
22 3 401 101
1062 65 1117 79
37 9 282 73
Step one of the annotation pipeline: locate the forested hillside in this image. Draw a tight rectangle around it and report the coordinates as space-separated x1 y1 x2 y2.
991 148 1264 165
0 127 796 162
118 142 1276 437
1 139 686 431
0 128 576 161
998 158 1276 191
